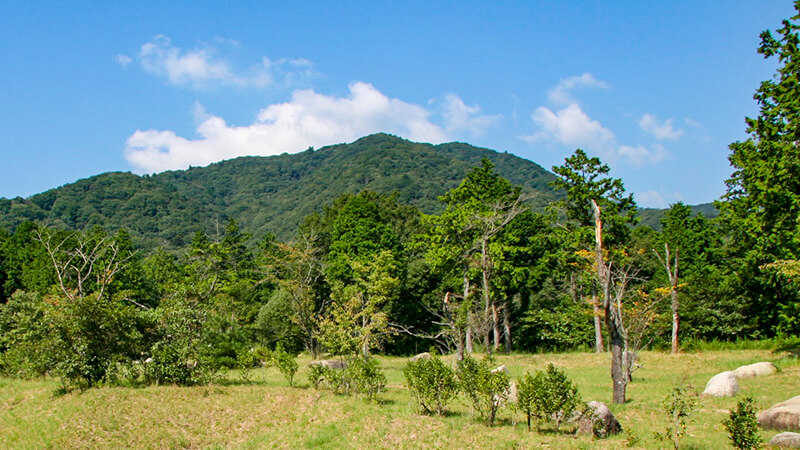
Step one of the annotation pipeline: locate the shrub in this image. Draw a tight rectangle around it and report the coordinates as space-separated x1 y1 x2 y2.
456 355 509 426
272 344 298 387
517 363 582 432
723 397 762 450
236 348 258 383
404 356 458 415
309 356 386 402
347 355 386 403
654 385 696 450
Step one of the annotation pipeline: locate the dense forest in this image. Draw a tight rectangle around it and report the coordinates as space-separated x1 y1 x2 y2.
0 8 799 398
0 135 560 249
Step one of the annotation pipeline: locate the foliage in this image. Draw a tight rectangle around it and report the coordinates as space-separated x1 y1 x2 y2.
271 344 298 387
319 250 399 356
403 356 459 415
455 355 509 426
718 2 800 336
309 356 387 402
722 397 762 450
516 363 583 432
654 385 697 449
143 297 217 386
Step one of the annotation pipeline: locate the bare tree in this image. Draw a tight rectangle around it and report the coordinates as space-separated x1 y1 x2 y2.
655 243 680 354
592 200 660 403
35 226 133 302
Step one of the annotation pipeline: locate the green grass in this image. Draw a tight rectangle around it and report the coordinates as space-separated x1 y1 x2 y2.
1 349 797 448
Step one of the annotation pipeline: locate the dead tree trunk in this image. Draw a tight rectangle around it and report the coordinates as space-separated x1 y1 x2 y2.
656 244 680 355
593 288 604 353
592 199 628 404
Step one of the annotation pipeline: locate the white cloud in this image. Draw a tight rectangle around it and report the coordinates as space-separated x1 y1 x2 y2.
115 54 132 68
525 103 615 150
638 114 684 140
135 35 315 89
637 191 668 208
547 73 610 106
525 74 673 167
125 82 475 173
438 94 502 137
618 143 667 166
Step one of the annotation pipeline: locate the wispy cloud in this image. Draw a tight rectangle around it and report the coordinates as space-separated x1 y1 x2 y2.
547 73 610 106
525 73 672 167
125 82 498 173
438 94 502 137
133 35 316 90
115 54 132 68
618 143 667 166
639 113 684 140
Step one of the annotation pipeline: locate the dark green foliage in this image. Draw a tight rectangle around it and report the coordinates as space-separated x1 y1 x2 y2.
718 3 800 336
516 363 583 432
518 278 594 352
455 355 509 426
143 297 218 386
403 356 459 415
654 385 697 449
0 134 558 250
723 397 762 450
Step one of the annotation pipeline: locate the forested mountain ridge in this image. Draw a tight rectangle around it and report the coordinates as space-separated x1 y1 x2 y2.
0 134 560 249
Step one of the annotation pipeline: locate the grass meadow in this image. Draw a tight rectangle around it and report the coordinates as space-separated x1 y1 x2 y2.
1 348 798 449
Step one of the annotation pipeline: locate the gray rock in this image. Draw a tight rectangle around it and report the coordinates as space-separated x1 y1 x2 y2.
733 361 777 379
309 359 347 370
769 432 800 447
576 401 622 438
702 371 739 397
507 380 518 404
491 364 509 374
759 395 800 431
410 352 432 362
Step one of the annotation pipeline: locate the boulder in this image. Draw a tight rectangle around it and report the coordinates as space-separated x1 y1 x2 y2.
410 352 432 362
759 395 800 431
309 359 347 370
702 371 739 397
575 401 622 438
491 364 509 374
507 380 518 404
733 361 777 379
769 432 800 448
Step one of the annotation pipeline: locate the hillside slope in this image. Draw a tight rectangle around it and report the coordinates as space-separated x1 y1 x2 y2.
0 134 559 248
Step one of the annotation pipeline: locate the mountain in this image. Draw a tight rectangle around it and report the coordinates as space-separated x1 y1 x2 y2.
0 134 560 249
638 203 719 230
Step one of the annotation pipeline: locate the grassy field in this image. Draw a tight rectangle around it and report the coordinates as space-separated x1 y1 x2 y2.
1 348 798 449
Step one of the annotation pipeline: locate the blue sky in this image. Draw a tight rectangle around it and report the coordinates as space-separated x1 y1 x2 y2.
0 1 793 207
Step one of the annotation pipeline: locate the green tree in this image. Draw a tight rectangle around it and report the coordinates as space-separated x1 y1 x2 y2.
719 3 800 335
422 159 528 356
551 149 637 353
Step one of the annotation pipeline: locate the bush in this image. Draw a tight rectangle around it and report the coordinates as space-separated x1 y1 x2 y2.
404 356 458 415
517 363 582 432
272 344 298 387
654 385 696 450
456 355 509 426
309 356 386 402
347 355 386 403
723 397 762 450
